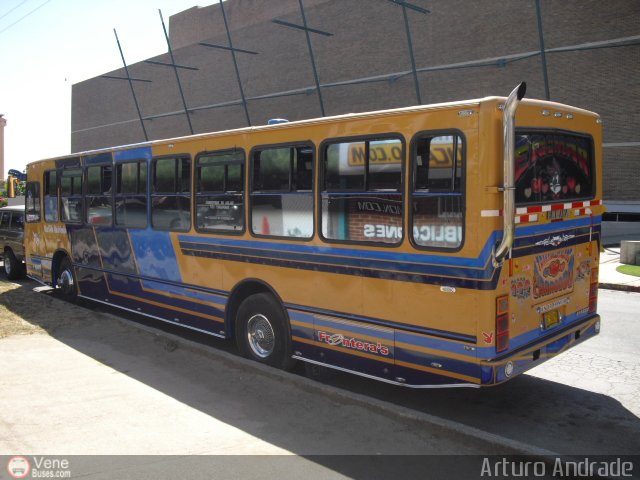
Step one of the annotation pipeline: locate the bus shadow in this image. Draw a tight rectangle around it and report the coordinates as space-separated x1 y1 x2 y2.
320 369 640 455
1 279 639 459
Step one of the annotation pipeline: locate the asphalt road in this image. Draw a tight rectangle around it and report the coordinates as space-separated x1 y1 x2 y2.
1 278 638 471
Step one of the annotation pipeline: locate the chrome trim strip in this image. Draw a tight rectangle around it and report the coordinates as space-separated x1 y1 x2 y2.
292 356 479 389
77 295 227 339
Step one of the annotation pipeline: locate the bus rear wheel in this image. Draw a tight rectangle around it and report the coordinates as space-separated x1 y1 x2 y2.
235 293 295 370
56 257 78 303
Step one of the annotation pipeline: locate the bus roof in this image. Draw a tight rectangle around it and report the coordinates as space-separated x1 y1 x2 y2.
27 95 599 167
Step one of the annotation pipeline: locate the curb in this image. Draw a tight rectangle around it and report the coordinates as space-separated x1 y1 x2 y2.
101 308 559 458
599 283 640 293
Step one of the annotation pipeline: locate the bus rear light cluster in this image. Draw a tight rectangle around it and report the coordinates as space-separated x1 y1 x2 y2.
588 267 599 314
496 295 510 353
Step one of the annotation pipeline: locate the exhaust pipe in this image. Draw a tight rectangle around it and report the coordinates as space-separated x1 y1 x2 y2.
492 82 527 267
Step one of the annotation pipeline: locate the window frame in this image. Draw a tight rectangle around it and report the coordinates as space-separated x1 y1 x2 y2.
43 169 59 223
408 129 466 253
194 148 246 236
151 154 192 232
249 141 316 241
25 181 41 223
84 163 114 227
318 133 405 247
115 159 149 229
58 166 85 225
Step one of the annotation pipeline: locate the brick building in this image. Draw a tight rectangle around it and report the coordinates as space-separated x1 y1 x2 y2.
71 0 640 206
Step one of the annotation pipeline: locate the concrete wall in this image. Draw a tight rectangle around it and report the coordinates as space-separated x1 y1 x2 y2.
71 0 640 203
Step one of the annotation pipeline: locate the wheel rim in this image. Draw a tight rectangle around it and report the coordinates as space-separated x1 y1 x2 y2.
246 314 275 358
58 268 75 295
4 257 11 276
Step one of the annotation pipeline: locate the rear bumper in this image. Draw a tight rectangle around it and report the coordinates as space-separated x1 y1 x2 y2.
480 313 600 386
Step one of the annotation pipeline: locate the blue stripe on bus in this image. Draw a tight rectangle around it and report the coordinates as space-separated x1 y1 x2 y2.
178 217 600 280
514 226 593 249
84 152 113 165
395 346 481 379
140 279 228 306
290 310 395 342
178 224 599 289
177 233 501 288
514 215 600 237
180 249 501 289
179 240 496 279
114 146 152 162
287 303 476 344
178 233 499 269
395 330 477 357
103 272 225 323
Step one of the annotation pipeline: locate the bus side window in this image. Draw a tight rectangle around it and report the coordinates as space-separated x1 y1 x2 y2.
195 150 245 233
44 170 59 222
115 161 148 229
250 144 314 239
85 164 113 226
321 137 403 245
60 168 83 223
151 156 191 232
411 133 464 250
25 181 41 223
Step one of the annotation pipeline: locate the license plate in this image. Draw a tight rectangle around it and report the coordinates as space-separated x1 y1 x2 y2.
543 309 561 329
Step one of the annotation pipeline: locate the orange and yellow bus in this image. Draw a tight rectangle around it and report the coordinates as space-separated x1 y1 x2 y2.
19 83 603 387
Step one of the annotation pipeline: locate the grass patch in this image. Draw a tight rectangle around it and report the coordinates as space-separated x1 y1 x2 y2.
0 282 46 338
616 264 640 277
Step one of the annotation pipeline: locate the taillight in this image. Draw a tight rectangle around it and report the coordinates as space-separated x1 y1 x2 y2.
496 295 509 353
589 267 599 313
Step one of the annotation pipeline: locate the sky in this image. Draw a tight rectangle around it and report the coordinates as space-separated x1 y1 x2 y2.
0 0 212 177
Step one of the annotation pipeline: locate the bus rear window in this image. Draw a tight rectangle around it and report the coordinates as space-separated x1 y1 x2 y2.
515 132 594 205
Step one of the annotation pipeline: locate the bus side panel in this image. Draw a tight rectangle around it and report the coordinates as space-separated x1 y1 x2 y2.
69 225 228 336
287 306 484 386
299 310 395 380
24 161 66 285
394 330 481 386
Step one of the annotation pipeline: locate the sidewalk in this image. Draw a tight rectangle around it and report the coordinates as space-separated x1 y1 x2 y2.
599 247 640 293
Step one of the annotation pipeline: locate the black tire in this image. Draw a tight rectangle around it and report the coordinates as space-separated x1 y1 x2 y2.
56 257 78 303
3 249 24 280
235 292 296 370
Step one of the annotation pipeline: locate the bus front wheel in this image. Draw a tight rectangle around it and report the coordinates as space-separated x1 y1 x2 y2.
56 257 78 303
235 293 295 370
